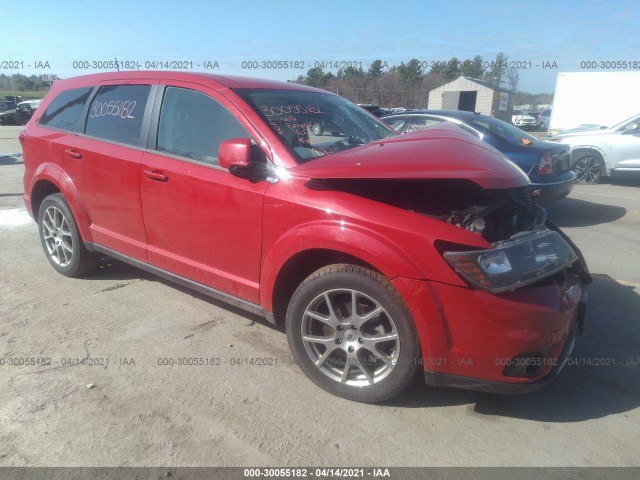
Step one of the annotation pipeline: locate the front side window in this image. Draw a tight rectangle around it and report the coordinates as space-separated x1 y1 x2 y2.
235 89 396 163
40 87 92 132
85 85 151 146
157 87 250 165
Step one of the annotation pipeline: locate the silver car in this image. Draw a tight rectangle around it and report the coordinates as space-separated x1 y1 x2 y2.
536 109 552 131
549 113 640 183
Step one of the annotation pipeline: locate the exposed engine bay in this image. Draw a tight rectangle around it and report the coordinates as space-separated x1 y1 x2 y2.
309 178 546 243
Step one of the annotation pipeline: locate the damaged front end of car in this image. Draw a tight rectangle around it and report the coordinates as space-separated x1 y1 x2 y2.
291 125 591 391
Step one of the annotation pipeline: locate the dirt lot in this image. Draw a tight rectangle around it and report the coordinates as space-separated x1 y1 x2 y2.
1 125 639 467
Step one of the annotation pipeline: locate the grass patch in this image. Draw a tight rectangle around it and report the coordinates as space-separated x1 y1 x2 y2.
0 90 48 100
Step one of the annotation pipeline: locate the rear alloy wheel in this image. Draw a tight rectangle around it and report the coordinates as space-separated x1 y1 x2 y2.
286 264 421 403
573 152 604 184
38 193 99 277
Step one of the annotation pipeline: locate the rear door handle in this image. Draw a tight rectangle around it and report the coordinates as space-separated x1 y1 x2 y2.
65 149 82 159
143 169 169 182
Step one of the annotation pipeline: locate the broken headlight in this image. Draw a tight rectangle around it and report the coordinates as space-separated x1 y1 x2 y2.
443 230 579 293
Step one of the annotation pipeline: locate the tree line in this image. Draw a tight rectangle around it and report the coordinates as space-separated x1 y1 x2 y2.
0 74 51 93
294 52 550 109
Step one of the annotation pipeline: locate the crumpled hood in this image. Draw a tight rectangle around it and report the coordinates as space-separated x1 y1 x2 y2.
292 124 530 189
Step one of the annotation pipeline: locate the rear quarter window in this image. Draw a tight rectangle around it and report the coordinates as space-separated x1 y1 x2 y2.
85 85 151 146
39 87 93 132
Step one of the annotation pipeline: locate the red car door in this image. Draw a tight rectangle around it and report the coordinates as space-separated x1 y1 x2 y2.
61 81 157 261
139 83 269 304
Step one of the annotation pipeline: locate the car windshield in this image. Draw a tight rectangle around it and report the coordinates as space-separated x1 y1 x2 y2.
235 88 396 163
611 113 640 131
468 116 537 143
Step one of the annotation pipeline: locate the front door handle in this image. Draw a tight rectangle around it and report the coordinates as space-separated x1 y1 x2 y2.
65 149 82 159
143 169 169 182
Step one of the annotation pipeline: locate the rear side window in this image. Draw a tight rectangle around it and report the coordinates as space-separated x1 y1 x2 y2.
157 87 250 165
39 87 92 131
85 85 151 146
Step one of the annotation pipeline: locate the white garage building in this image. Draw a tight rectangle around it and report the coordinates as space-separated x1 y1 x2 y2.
428 76 513 122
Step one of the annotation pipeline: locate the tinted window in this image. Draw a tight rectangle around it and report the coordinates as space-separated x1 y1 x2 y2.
157 87 250 165
85 85 151 146
40 87 92 131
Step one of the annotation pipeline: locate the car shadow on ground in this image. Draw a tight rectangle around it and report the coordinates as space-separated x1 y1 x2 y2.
389 273 640 422
546 197 626 227
84 257 271 327
0 154 22 165
84 259 639 421
608 174 640 186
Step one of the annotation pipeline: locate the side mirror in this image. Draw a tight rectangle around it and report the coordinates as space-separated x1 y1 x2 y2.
218 138 252 169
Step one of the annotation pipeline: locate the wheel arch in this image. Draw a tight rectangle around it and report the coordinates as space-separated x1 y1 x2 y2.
261 223 427 328
571 146 609 174
269 249 380 329
29 166 94 243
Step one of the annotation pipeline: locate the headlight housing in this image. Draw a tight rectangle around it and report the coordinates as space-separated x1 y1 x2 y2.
443 230 578 293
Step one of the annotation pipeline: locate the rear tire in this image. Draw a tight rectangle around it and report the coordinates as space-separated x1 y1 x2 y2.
286 264 421 403
573 151 605 184
38 193 99 277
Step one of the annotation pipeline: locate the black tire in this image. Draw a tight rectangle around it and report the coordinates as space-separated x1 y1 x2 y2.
573 151 605 184
310 122 322 136
539 121 546 130
37 193 99 277
286 264 421 403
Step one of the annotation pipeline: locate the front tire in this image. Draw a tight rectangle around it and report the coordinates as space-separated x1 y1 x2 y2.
38 193 99 277
573 152 605 184
286 264 421 403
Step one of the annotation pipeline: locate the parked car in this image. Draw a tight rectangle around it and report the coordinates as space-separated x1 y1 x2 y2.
16 100 42 125
21 72 590 403
381 110 576 205
358 104 386 117
512 110 537 130
0 103 17 125
537 109 552 131
549 113 640 183
309 119 343 136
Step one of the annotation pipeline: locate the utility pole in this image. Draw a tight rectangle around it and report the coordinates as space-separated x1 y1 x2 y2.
10 74 17 103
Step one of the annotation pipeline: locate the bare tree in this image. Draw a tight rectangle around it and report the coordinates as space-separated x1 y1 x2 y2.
504 67 519 93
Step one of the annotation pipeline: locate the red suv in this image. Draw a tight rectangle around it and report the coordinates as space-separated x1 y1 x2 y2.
21 72 590 403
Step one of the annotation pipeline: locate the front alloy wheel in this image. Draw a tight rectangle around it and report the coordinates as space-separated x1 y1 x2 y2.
301 288 400 386
573 153 604 184
286 264 421 403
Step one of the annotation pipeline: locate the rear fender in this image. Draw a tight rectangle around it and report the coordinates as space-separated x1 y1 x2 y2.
30 164 94 243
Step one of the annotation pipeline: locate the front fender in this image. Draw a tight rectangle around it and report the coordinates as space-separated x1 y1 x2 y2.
259 220 430 311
